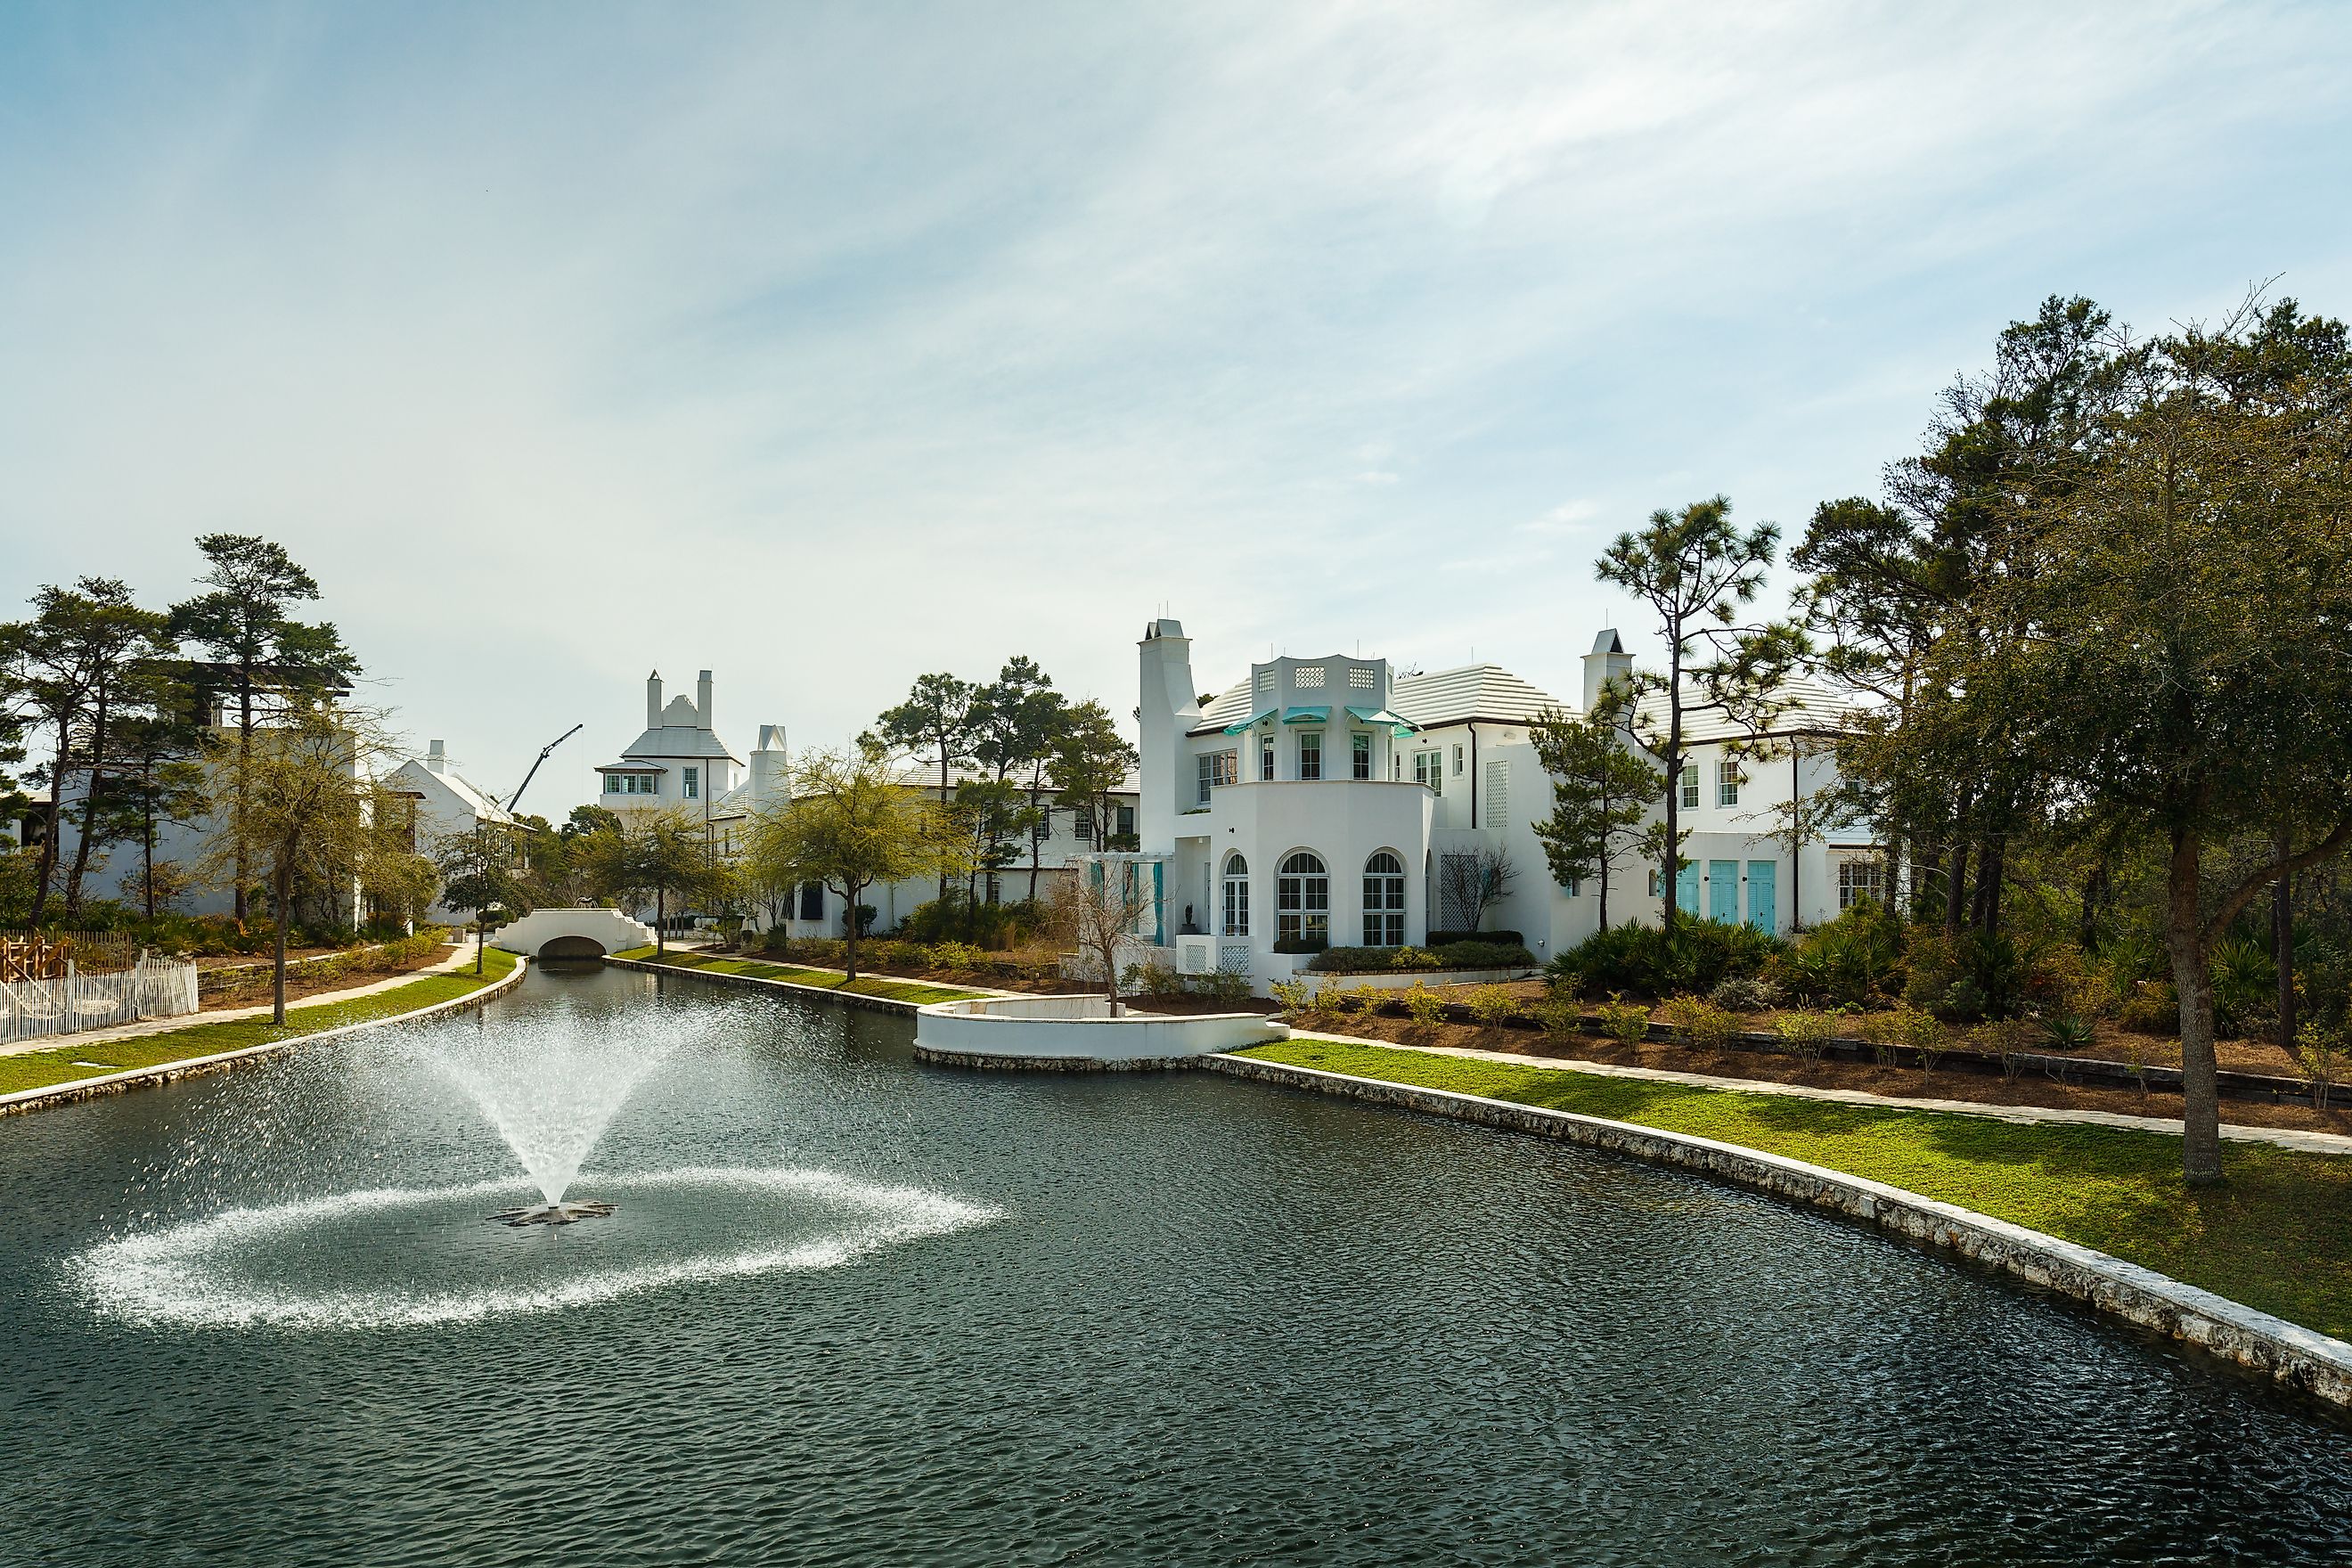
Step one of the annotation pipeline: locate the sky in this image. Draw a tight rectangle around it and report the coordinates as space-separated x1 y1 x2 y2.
4 1 2349 817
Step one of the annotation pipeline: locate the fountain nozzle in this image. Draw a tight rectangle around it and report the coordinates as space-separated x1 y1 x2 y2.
489 1201 617 1228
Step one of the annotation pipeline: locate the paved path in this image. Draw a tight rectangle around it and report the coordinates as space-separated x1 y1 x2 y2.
0 941 479 1059
1283 1030 2352 1158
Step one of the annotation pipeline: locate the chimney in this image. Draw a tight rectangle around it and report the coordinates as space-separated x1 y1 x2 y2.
698 670 714 732
647 670 663 729
749 724 788 803
426 739 445 774
1582 629 1634 714
1137 618 1199 854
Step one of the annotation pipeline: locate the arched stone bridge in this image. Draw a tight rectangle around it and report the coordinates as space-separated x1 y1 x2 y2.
489 908 657 960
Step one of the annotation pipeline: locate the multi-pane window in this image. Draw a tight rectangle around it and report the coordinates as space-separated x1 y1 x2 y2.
1717 758 1740 806
1196 754 1213 805
603 772 658 795
1277 851 1329 944
1115 804 1136 838
1414 750 1443 793
798 881 824 920
1221 853 1250 935
1452 744 1466 776
1352 732 1372 780
1261 742 1276 780
1838 860 1887 911
1197 748 1237 804
683 766 699 799
1680 764 1701 809
1362 851 1406 946
1072 804 1093 843
1297 731 1323 780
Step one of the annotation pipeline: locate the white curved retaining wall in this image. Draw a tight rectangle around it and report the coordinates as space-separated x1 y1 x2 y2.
491 908 657 957
915 993 1289 1066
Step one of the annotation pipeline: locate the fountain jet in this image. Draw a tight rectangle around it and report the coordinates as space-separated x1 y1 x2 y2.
489 1200 618 1227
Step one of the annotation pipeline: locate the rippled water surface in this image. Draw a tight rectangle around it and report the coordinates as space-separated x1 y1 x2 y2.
4 964 2350 1566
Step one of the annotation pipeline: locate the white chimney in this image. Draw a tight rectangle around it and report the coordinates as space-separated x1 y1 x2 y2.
1137 617 1199 854
749 723 788 804
647 670 664 729
1582 629 1633 714
426 739 445 774
698 670 714 732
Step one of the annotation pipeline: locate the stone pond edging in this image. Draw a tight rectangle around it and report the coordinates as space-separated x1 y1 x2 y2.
0 955 530 1120
1202 1050 2352 1410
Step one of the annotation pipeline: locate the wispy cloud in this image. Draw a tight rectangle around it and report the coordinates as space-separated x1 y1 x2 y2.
1 3 2347 803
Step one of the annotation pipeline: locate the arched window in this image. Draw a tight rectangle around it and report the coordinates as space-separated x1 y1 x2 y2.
1221 853 1251 936
1362 851 1406 947
1277 851 1328 946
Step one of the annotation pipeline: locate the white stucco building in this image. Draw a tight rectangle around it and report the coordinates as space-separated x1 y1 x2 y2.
383 739 518 926
1128 618 1881 992
583 668 1139 937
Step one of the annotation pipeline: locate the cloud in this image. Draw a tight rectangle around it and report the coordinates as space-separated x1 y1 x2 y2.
2 3 2348 802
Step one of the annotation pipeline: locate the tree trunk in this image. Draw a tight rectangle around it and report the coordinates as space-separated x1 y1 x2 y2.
1943 833 1970 935
656 885 666 954
271 860 291 1025
1970 831 2005 935
2166 825 2223 1185
2078 857 2109 954
29 718 67 927
1660 749 1680 942
842 880 862 981
1027 777 1045 902
476 915 486 976
142 784 157 924
2275 822 2296 1053
1598 857 1610 932
64 676 116 919
233 677 254 927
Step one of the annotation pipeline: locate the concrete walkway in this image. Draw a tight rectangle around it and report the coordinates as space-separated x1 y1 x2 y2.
0 940 480 1059
1284 1029 2352 1158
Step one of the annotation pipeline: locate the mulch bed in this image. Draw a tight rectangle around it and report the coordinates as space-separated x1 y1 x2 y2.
1307 1014 2352 1137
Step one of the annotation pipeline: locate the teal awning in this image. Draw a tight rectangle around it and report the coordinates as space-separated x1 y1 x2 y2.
1222 706 1278 735
1281 705 1330 724
1345 705 1416 732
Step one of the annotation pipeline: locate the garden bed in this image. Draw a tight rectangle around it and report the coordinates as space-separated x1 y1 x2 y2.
1287 1011 2352 1135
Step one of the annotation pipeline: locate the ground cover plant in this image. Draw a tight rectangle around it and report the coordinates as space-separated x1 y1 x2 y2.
1238 1036 2352 1341
0 948 518 1098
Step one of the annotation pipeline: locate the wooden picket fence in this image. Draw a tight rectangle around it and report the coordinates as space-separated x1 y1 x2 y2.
0 954 200 1046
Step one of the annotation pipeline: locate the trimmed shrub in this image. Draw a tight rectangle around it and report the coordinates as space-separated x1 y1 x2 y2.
1272 935 1329 955
1268 978 1314 1017
1190 970 1252 1004
1657 994 1735 1049
1438 941 1538 971
1536 995 1582 1040
1597 993 1651 1045
1465 985 1520 1027
1972 1017 2038 1082
1425 930 1524 950
1400 982 1446 1030
1772 1010 1833 1064
1310 945 1443 974
1549 918 1781 1000
2117 982 2179 1036
1709 975 1781 1013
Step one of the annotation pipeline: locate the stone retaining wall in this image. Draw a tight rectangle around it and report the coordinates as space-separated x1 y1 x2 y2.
1204 1051 2352 1409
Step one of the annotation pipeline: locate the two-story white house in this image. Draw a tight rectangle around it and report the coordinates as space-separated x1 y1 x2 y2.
592 671 746 828
382 739 519 925
1129 618 1881 992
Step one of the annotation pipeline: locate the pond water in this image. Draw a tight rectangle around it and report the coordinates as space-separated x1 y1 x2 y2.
4 963 2349 1566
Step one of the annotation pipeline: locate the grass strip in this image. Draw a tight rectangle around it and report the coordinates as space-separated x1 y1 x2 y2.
0 948 519 1098
1239 1035 2352 1342
612 947 988 1005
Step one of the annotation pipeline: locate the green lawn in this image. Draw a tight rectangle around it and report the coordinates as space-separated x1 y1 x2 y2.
0 948 519 1098
1240 1036 2352 1342
611 947 989 1005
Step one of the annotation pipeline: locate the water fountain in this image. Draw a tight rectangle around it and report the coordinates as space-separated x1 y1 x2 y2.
420 1009 679 1227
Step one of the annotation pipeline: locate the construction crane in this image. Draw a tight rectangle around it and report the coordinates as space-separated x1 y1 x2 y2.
507 723 584 813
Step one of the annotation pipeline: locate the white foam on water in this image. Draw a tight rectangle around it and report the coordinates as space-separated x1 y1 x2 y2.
68 1166 1000 1331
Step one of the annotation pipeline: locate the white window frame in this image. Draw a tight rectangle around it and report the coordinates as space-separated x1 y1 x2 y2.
1221 853 1250 936
1680 764 1700 810
1297 731 1323 781
1362 851 1406 946
1717 758 1740 807
1351 731 1372 780
1277 851 1329 944
684 766 699 800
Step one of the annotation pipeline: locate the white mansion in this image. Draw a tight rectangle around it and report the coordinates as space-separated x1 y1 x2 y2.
1131 619 1880 988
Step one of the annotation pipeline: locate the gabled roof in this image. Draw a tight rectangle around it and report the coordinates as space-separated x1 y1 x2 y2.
387 757 516 825
618 724 744 764
1389 665 1565 729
